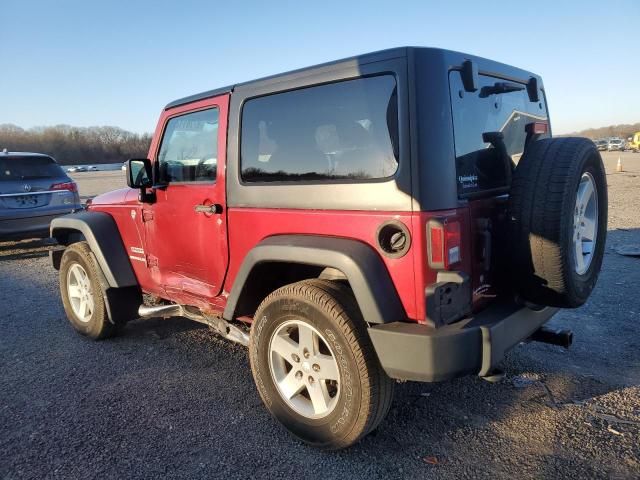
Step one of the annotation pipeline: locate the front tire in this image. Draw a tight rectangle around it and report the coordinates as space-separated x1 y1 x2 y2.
59 241 117 340
249 280 394 449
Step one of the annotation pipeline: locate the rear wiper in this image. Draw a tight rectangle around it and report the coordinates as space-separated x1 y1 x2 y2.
479 81 525 98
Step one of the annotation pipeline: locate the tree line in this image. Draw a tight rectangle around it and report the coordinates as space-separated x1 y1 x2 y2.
2 121 638 166
568 122 640 140
0 124 152 165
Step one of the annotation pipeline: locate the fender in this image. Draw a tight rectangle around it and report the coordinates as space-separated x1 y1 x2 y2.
50 210 138 288
224 235 406 324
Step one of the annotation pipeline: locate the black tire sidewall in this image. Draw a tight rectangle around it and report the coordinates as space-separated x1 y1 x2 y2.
59 246 108 338
250 296 361 447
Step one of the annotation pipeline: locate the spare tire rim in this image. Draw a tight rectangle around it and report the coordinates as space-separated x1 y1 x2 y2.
67 263 94 322
573 172 598 275
268 319 340 419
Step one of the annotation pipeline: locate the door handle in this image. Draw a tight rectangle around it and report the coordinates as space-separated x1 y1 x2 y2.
194 204 223 214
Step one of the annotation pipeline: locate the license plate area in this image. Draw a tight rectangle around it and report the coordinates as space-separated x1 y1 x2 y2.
3 194 49 209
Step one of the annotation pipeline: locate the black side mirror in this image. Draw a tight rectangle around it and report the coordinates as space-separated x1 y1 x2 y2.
126 158 153 189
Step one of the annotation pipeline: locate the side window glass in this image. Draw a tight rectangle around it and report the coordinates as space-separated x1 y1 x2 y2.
157 108 219 183
240 75 399 183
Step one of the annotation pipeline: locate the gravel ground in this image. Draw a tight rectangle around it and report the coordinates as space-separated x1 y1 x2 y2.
1 152 639 479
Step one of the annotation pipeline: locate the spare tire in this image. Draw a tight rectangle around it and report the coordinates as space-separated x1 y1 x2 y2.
508 137 607 308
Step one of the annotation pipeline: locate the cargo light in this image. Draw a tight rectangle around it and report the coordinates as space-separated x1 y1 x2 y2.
51 181 78 192
427 218 461 270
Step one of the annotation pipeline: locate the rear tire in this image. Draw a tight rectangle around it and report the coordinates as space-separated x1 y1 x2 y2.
249 279 394 449
59 241 118 340
508 137 607 307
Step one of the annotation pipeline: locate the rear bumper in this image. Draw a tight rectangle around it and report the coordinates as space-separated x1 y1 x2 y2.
368 301 559 382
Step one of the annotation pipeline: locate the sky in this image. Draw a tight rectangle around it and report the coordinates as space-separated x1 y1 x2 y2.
1 0 638 135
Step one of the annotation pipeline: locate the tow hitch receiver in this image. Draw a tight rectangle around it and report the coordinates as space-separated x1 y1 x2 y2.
529 326 573 349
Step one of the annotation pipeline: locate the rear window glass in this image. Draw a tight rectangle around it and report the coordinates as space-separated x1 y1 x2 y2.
449 71 549 197
0 156 64 181
240 75 399 183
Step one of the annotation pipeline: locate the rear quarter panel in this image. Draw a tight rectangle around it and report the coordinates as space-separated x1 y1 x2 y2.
224 208 419 321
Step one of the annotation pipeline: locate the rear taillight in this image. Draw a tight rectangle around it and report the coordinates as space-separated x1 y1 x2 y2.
51 181 77 192
427 218 461 270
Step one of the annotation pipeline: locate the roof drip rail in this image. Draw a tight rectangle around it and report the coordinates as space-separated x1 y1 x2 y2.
461 60 479 92
527 77 540 102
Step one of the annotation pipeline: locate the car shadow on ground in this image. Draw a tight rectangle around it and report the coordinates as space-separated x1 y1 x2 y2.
124 315 210 341
0 237 57 262
107 299 637 477
110 313 637 477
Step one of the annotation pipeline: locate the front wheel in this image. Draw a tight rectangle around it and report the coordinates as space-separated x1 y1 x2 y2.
249 280 394 449
59 241 117 340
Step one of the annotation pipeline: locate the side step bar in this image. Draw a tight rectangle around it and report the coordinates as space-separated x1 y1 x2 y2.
138 304 250 347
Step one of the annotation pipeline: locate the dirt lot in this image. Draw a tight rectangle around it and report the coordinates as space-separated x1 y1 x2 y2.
1 152 639 479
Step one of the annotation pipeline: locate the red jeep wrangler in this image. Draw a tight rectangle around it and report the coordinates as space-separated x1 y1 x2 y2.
50 47 607 449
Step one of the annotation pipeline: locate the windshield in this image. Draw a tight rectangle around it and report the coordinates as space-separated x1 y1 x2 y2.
0 156 65 181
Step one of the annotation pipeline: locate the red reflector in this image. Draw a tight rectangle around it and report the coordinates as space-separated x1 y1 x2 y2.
51 181 77 192
526 121 548 135
429 224 444 265
427 218 461 270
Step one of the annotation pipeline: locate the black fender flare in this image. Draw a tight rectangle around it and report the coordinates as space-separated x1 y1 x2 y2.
223 235 406 324
50 210 138 288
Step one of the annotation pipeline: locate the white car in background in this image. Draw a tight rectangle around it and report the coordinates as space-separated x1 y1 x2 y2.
607 138 624 151
594 139 608 151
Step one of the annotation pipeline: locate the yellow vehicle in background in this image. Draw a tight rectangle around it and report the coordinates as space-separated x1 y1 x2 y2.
626 132 640 152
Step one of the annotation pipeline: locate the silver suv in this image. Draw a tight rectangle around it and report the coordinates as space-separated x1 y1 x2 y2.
0 151 82 239
607 138 624 151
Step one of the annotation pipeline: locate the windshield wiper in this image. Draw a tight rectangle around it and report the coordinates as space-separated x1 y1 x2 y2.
479 81 525 98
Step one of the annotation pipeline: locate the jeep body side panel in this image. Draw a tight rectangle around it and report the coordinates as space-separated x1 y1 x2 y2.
224 234 406 324
226 52 413 212
50 210 137 288
86 188 159 295
138 94 231 310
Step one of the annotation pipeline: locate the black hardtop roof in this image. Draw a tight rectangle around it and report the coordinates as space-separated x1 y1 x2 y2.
164 46 542 110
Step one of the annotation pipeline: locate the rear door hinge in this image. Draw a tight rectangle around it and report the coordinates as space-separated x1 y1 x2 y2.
142 210 154 222
146 255 158 267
